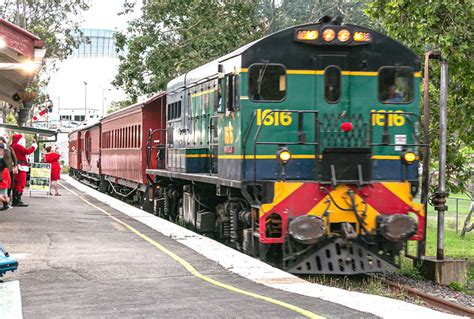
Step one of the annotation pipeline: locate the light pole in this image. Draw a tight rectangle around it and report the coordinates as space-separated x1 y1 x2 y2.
83 81 88 122
57 96 61 127
102 88 111 117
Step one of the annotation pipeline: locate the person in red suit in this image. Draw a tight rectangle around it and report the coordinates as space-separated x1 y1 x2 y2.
44 145 61 196
11 133 37 207
0 154 11 210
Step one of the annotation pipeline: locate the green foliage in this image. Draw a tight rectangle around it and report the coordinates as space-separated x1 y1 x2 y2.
0 0 90 62
0 1 90 123
448 281 464 292
258 0 380 34
113 0 263 100
107 99 135 114
6 111 16 124
115 0 375 100
366 0 474 193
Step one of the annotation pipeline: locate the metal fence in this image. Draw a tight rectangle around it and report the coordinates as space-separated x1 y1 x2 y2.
428 197 473 233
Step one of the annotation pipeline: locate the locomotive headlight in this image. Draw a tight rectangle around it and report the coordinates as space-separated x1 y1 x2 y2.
402 151 417 165
322 29 336 42
277 147 292 164
337 29 351 42
289 215 325 245
377 214 417 242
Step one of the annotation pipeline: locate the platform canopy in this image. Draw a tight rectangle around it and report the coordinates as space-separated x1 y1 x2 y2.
0 18 45 106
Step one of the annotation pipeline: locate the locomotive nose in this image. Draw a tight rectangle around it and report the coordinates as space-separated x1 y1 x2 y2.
288 215 325 245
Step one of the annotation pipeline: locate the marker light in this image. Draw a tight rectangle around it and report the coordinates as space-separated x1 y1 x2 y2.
0 38 6 49
340 122 353 132
296 30 318 41
337 29 351 42
353 31 371 42
277 148 292 164
322 29 336 42
402 151 417 165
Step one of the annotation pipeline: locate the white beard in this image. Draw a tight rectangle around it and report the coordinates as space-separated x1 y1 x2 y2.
18 137 26 147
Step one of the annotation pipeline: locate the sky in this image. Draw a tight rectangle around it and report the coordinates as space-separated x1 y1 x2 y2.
80 0 141 31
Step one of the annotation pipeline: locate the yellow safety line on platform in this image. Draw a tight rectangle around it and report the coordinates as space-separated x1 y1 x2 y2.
59 182 324 319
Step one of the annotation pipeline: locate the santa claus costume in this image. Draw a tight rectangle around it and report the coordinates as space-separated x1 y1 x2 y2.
11 134 37 206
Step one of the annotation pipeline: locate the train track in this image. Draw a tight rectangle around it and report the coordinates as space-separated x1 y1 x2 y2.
367 274 474 317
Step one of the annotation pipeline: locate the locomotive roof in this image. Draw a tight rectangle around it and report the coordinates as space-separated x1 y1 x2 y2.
168 19 420 92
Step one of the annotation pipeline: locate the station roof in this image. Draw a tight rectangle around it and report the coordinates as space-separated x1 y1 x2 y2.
0 18 45 106
0 123 57 143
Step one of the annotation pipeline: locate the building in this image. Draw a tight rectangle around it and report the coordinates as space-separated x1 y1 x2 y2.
41 28 127 129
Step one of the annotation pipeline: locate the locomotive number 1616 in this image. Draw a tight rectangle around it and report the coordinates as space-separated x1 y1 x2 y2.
256 109 293 126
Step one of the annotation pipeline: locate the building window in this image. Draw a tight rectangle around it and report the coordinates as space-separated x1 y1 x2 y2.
248 63 286 102
378 67 414 104
324 66 341 103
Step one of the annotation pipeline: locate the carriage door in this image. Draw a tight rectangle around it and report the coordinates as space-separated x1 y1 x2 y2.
318 54 349 118
317 54 371 184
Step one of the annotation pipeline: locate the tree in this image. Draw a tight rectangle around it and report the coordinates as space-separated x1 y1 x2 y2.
113 0 264 101
0 0 90 123
0 0 90 63
366 0 474 194
258 0 379 35
107 99 134 115
114 0 376 100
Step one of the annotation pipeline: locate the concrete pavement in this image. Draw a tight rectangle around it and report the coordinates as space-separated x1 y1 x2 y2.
0 180 375 319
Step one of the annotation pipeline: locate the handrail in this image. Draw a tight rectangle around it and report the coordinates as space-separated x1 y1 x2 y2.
145 127 167 171
369 111 428 149
208 115 219 174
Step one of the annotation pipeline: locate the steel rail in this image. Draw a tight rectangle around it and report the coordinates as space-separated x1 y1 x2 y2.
367 274 474 317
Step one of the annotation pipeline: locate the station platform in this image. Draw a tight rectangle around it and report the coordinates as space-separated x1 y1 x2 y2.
0 177 459 319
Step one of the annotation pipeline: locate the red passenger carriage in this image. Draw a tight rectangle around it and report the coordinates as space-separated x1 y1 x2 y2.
68 93 166 206
68 130 81 172
80 122 101 177
100 92 166 192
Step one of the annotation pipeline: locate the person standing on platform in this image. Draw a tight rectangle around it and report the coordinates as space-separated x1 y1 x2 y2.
0 156 11 210
44 146 61 196
11 134 37 207
0 136 18 209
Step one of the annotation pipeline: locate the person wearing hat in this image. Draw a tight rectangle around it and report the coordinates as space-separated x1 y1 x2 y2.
0 136 18 209
10 134 37 207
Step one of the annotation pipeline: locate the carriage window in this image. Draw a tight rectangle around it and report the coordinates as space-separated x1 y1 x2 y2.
248 64 286 102
324 66 341 103
379 67 414 104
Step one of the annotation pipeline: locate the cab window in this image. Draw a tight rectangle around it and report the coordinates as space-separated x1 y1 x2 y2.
248 64 286 102
324 66 341 103
378 67 414 104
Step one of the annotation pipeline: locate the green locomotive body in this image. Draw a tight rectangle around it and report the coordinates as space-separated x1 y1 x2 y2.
147 18 426 274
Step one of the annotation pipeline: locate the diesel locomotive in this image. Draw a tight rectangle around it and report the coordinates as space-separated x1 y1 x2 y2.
70 17 426 275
